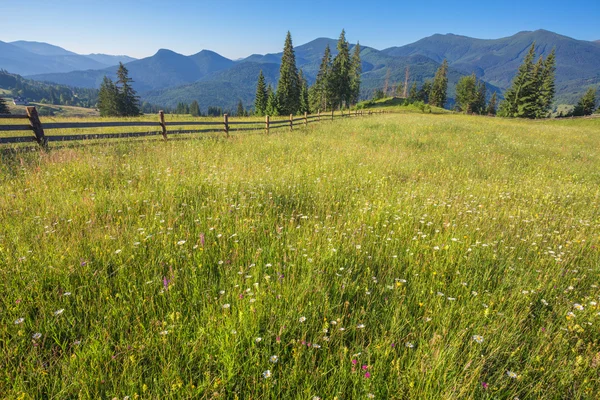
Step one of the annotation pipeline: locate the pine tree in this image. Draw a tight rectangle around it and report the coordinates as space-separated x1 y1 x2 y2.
498 44 537 118
455 74 478 113
350 42 362 105
313 44 332 112
429 59 448 108
254 70 267 116
116 62 140 116
573 87 597 116
276 31 300 116
236 100 245 117
487 92 497 116
0 96 10 114
537 49 556 118
265 84 279 116
97 76 120 116
417 80 432 103
298 70 310 114
190 100 200 117
330 29 351 110
474 81 487 114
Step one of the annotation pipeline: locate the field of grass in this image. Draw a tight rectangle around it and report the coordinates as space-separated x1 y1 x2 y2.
1 113 600 399
6 102 101 118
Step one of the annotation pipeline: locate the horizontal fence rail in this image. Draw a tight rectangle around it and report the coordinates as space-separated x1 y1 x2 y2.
0 107 390 148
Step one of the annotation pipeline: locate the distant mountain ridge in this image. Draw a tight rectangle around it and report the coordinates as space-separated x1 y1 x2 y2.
382 30 600 103
0 40 137 76
3 29 599 110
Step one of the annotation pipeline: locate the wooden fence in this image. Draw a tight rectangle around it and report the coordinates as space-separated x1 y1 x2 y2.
0 107 389 148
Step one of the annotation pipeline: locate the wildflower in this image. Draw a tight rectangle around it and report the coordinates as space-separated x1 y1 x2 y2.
482 382 489 389
352 359 358 365
437 292 445 296
357 324 365 329
313 397 321 400
299 316 306 323
159 330 168 335
32 332 42 340
574 303 584 311
364 371 371 378
566 312 576 319
177 240 186 245
255 337 262 343
63 292 71 296
541 299 548 306
54 309 64 316
222 304 231 309
330 320 337 325
269 355 279 363
14 318 24 325
447 297 456 301
405 342 414 348
367 394 375 399
472 335 484 344
231 330 237 335
362 365 369 370
471 291 478 296
506 370 518 379
262 370 271 379
219 290 225 295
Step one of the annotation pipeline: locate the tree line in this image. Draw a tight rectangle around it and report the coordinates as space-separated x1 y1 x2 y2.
254 30 362 117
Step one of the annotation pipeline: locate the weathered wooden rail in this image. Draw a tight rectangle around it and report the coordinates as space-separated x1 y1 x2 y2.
0 107 389 148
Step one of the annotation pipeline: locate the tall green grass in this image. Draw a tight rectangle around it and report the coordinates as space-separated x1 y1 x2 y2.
1 114 599 399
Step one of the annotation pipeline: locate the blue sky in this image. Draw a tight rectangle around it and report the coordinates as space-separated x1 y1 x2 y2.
1 0 599 59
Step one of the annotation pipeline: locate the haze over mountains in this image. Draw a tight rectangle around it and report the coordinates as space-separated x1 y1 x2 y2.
2 30 599 110
0 40 136 76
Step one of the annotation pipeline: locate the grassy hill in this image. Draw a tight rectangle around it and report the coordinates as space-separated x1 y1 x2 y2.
1 113 599 398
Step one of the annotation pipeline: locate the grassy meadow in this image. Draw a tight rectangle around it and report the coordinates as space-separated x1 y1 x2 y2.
1 113 600 399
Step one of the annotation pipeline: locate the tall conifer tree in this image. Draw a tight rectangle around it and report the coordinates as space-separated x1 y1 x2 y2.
487 92 497 115
429 59 448 108
313 44 332 111
98 76 120 116
254 70 267 116
498 44 537 118
276 32 300 115
190 100 200 117
350 42 362 105
331 29 351 109
265 84 279 116
116 62 140 116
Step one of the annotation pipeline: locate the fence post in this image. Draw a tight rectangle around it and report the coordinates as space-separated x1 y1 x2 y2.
159 110 167 140
289 114 293 131
331 110 334 121
265 115 270 134
223 113 229 137
26 106 47 148
304 112 308 127
318 109 321 122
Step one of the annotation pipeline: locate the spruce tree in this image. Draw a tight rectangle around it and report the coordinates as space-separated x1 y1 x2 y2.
98 76 120 117
116 62 140 116
573 87 597 116
429 59 448 108
276 32 300 116
331 29 351 110
417 80 432 103
298 70 310 114
254 70 267 116
265 84 279 116
474 81 487 114
313 44 332 111
487 92 497 116
236 100 245 117
498 44 537 118
455 74 478 113
537 49 556 118
0 96 10 114
190 100 200 117
350 42 362 105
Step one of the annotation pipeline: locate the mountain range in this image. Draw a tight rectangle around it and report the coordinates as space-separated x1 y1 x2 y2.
2 30 599 111
0 40 136 76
